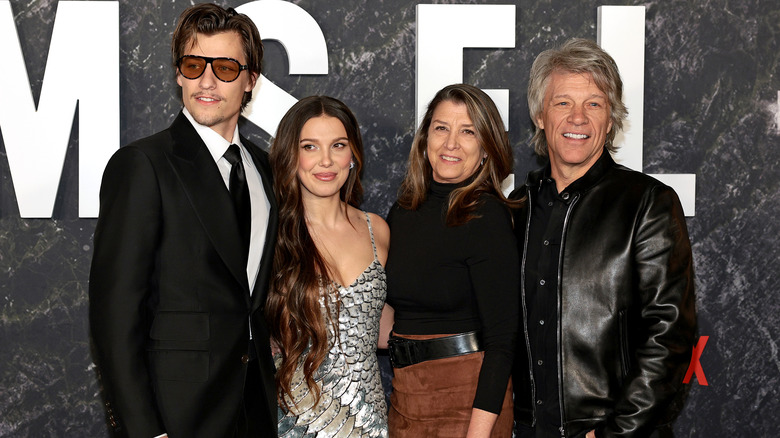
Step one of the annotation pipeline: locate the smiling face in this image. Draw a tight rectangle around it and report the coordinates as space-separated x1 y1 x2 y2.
176 31 257 142
537 71 613 185
426 100 486 184
297 115 354 201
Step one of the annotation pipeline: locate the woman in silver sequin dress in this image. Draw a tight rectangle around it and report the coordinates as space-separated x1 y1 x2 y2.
266 96 391 437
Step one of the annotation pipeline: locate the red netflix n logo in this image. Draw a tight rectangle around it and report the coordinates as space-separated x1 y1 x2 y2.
683 336 708 385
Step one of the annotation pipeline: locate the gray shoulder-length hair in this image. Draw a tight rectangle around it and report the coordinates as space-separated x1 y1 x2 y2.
527 38 628 157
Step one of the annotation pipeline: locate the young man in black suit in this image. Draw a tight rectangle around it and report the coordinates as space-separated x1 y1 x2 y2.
89 4 277 437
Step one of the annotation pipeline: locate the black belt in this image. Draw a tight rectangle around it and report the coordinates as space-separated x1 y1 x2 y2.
387 331 482 368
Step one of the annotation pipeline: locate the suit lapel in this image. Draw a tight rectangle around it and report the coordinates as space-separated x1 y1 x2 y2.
244 138 278 312
166 113 251 295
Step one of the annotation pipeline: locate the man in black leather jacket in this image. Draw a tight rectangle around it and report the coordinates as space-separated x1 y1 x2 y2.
509 38 696 438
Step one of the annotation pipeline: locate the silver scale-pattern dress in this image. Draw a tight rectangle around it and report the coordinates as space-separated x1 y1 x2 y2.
277 213 388 437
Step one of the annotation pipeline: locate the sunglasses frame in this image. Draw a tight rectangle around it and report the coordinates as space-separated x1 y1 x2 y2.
176 55 249 83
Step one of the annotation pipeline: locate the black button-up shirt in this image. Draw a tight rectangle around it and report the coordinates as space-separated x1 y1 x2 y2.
516 170 579 438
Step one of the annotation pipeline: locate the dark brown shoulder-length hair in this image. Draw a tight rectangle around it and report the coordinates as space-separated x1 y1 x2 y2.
265 95 364 410
397 83 519 226
171 3 263 110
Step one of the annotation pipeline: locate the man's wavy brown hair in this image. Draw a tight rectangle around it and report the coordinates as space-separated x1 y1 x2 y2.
171 3 263 109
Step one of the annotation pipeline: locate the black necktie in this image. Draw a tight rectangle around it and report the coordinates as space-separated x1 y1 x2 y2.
223 144 251 258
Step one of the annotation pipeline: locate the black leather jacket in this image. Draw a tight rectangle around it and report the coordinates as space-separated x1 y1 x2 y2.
510 152 696 438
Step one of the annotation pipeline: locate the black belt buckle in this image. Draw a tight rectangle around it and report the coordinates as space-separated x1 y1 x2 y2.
388 331 482 369
387 336 414 368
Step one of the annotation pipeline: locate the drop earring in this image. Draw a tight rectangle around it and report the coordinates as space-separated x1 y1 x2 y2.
349 161 355 170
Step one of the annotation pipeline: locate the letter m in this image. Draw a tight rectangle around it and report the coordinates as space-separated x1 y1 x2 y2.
0 0 118 218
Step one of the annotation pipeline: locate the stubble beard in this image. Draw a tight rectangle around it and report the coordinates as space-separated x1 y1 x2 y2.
191 111 226 128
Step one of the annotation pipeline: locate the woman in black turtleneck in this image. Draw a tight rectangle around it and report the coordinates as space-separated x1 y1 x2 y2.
383 84 521 438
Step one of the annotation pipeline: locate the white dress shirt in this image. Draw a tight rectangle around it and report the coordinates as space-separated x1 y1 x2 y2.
182 108 270 293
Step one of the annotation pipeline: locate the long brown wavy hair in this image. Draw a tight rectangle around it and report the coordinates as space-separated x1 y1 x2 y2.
397 83 519 226
265 96 364 410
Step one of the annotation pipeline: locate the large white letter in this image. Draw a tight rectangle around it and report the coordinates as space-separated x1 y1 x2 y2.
416 4 515 130
0 0 119 218
776 91 780 133
598 5 696 216
238 0 328 136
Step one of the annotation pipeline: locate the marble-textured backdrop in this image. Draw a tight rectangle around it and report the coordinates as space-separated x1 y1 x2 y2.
1 0 778 436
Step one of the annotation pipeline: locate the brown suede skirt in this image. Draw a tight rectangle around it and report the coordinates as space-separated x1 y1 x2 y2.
388 333 513 437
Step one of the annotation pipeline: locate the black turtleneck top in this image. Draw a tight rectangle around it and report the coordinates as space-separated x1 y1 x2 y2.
385 180 519 414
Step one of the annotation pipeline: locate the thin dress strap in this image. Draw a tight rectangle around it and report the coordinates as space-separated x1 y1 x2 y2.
363 211 379 261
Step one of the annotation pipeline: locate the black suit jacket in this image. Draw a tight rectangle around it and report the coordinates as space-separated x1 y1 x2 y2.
89 112 278 438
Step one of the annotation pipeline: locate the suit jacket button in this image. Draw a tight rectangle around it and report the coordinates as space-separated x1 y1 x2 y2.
241 354 250 364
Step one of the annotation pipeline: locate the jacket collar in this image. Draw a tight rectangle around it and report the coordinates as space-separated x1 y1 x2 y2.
167 111 252 294
526 148 615 196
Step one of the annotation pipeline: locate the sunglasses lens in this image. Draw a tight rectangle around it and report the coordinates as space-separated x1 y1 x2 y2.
212 58 241 82
179 56 206 79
